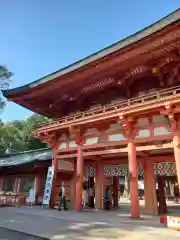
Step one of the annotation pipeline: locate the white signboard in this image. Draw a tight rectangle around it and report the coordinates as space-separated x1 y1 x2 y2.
167 216 180 230
42 166 55 207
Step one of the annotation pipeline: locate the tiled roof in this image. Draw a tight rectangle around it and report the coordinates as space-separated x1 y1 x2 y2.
0 149 52 167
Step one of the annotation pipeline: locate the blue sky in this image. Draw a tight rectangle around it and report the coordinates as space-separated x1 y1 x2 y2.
0 1 179 122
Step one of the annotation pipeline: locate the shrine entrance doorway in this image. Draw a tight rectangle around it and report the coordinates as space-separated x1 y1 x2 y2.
85 164 143 212
83 177 95 209
54 171 75 209
157 175 180 215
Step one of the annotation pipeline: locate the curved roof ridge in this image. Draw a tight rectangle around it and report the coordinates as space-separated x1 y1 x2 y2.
0 148 52 167
0 147 51 159
2 8 180 97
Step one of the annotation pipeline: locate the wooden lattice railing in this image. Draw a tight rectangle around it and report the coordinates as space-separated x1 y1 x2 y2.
37 85 180 131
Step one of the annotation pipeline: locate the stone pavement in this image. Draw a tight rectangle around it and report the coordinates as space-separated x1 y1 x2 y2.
0 207 179 240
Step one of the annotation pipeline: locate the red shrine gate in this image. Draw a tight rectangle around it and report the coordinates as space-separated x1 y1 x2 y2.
2 10 180 218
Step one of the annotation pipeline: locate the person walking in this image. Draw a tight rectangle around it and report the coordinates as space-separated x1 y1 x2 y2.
58 182 68 211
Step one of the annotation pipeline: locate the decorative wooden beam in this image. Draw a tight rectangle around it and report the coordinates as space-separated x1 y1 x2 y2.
136 143 172 151
161 105 180 116
56 142 173 159
85 156 174 166
161 102 178 131
69 126 85 145
37 131 59 148
118 114 138 140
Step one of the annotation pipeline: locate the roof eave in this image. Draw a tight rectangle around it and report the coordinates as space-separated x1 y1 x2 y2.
2 9 180 99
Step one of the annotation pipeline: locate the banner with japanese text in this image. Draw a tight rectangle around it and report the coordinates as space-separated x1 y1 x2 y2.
42 166 55 207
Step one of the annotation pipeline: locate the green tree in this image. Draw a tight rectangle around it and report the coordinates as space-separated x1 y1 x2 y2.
0 65 13 113
0 121 25 152
0 66 50 153
23 114 50 150
0 114 50 154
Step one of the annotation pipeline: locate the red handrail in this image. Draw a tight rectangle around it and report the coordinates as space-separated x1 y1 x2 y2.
37 85 180 131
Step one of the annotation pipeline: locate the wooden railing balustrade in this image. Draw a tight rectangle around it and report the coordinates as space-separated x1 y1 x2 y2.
37 85 180 131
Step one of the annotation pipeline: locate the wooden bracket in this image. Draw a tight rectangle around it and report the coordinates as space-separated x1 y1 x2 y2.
69 126 84 145
37 131 58 148
161 103 178 132
118 114 138 140
173 138 180 148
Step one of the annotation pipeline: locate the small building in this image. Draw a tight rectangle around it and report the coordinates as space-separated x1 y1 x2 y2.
0 148 51 206
0 148 77 208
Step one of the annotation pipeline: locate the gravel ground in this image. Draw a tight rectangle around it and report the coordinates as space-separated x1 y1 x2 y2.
0 228 46 240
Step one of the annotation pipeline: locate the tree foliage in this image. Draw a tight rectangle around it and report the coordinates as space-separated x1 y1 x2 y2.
0 66 50 154
0 114 50 154
0 65 13 112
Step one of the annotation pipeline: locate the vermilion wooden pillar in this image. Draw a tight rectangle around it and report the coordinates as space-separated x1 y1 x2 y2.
128 140 140 218
120 115 140 218
173 133 180 193
95 162 104 210
164 105 180 194
75 142 84 211
143 161 158 215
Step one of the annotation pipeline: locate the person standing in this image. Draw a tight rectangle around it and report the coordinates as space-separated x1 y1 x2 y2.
156 189 160 213
58 182 68 211
89 187 95 208
82 188 87 209
104 187 110 210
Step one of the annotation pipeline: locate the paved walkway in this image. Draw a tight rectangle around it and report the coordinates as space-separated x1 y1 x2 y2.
0 206 179 239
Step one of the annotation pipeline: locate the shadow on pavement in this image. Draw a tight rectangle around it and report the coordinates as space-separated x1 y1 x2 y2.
0 227 47 240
